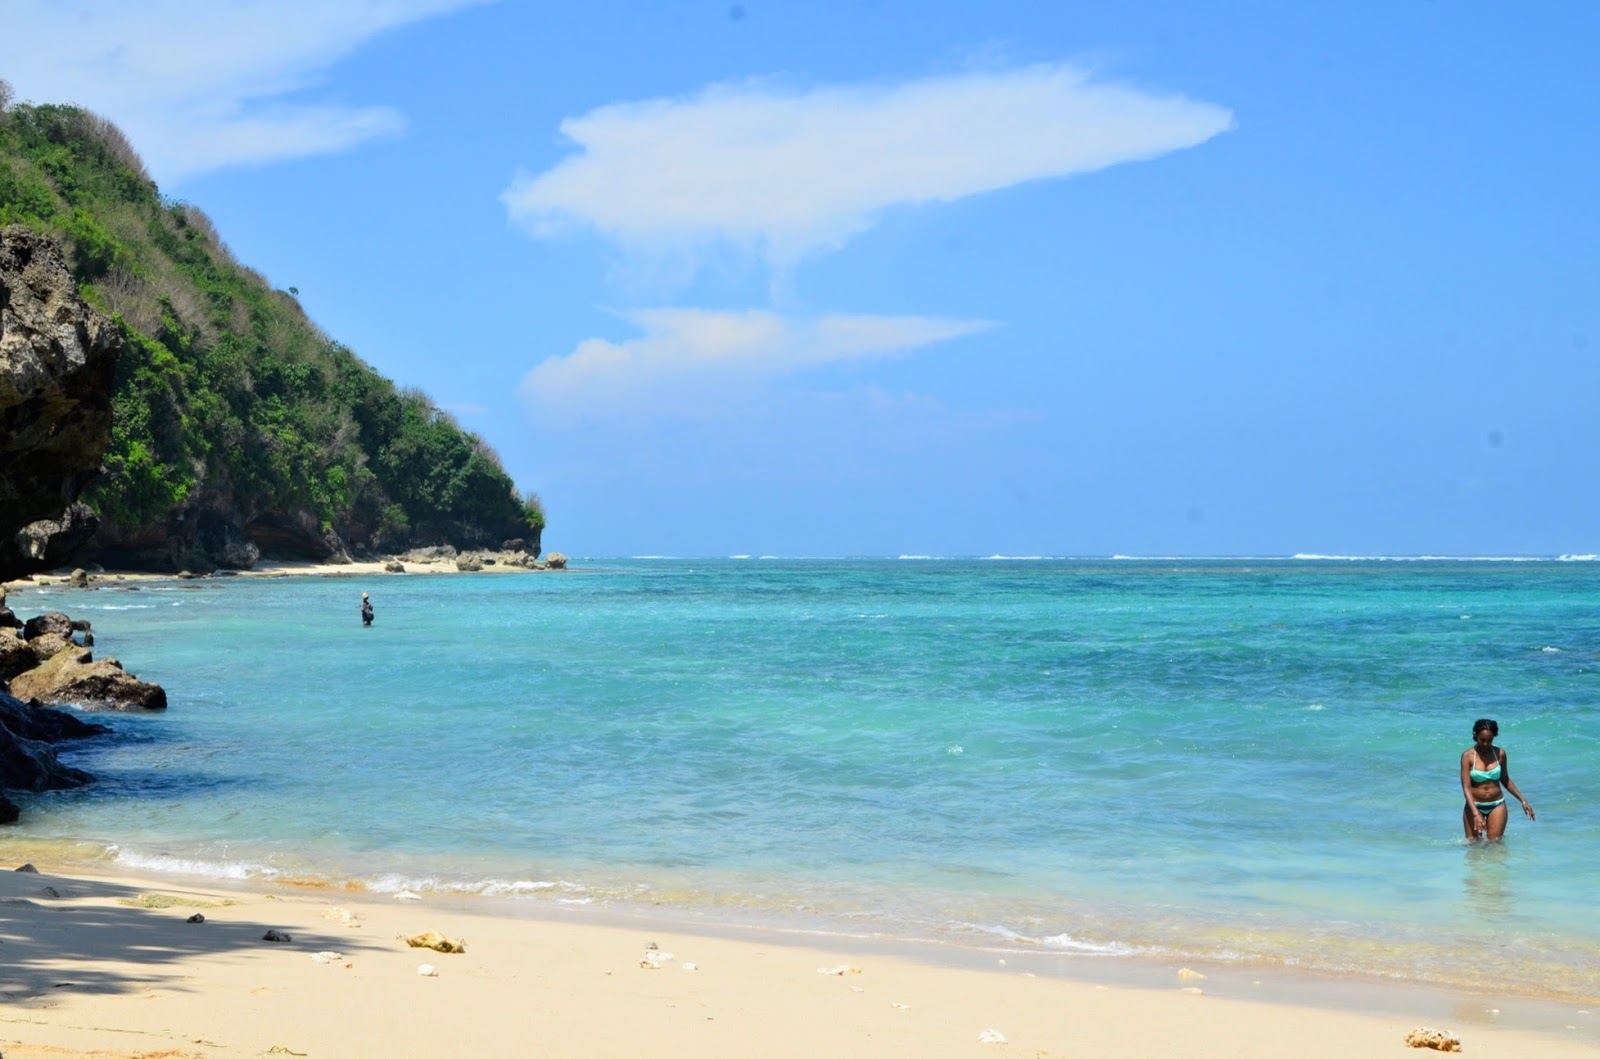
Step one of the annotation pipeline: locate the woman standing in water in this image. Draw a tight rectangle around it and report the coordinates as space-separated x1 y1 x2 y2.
1461 718 1534 841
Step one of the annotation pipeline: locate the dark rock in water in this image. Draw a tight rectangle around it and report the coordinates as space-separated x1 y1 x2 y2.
0 606 19 629
0 693 111 740
0 226 122 583
22 612 73 640
0 709 96 795
0 687 111 826
15 862 39 872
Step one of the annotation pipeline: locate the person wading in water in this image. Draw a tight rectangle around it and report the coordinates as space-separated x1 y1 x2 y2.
361 592 374 627
1461 718 1533 841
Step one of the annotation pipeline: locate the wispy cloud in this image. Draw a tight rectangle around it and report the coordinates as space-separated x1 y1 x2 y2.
504 64 1233 271
521 308 992 423
0 0 488 183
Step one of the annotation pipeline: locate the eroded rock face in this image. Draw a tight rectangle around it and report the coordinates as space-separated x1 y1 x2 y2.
0 225 122 581
0 630 34 683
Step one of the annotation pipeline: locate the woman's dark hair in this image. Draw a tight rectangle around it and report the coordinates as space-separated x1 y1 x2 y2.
1473 718 1499 737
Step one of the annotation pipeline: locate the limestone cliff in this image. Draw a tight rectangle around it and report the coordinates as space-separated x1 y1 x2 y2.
0 225 121 581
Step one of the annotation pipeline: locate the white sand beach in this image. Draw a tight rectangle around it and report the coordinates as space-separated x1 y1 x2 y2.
1 863 1595 1059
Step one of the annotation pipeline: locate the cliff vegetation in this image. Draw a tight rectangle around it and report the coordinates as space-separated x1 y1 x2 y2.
0 82 544 570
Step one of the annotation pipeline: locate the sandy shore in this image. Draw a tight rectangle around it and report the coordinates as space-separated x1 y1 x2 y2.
1 864 1595 1058
6 554 563 590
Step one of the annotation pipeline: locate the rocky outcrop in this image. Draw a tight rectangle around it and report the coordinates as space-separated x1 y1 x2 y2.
0 689 108 824
0 225 122 582
8 648 167 711
4 610 166 711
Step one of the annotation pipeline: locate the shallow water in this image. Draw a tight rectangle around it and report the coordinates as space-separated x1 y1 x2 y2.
10 558 1600 1000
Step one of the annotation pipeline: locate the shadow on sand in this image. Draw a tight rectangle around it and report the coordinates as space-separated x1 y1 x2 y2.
0 864 381 1001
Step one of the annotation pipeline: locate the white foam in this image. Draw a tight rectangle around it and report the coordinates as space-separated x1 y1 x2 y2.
369 874 588 899
1039 932 1138 956
1292 553 1550 562
111 846 272 881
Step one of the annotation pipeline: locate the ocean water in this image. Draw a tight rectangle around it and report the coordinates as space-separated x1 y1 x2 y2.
7 558 1599 1002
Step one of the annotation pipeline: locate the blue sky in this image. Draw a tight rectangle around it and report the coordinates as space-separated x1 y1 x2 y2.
4 1 1597 557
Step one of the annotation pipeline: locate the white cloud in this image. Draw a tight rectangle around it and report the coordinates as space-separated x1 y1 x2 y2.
0 0 489 183
504 64 1233 269
521 308 991 422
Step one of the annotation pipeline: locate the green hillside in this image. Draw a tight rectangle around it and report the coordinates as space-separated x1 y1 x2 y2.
0 84 543 568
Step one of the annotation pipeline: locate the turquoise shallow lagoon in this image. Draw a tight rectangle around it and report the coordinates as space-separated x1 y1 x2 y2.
9 558 1599 1001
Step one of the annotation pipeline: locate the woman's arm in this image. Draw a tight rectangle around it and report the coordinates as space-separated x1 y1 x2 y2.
1460 751 1485 829
1500 751 1535 820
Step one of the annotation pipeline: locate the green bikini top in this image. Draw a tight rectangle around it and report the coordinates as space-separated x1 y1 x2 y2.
1470 755 1502 784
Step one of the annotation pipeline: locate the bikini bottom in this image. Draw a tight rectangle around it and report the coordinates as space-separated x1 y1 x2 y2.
1474 798 1505 813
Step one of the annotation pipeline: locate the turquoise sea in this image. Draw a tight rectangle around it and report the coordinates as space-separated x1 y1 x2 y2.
7 558 1599 1004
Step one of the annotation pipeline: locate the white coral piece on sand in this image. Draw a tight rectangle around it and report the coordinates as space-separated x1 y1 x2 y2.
309 951 343 964
417 964 438 976
817 964 860 975
977 1028 1007 1044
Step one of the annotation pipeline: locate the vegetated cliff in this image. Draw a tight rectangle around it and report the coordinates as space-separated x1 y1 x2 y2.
0 86 543 571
